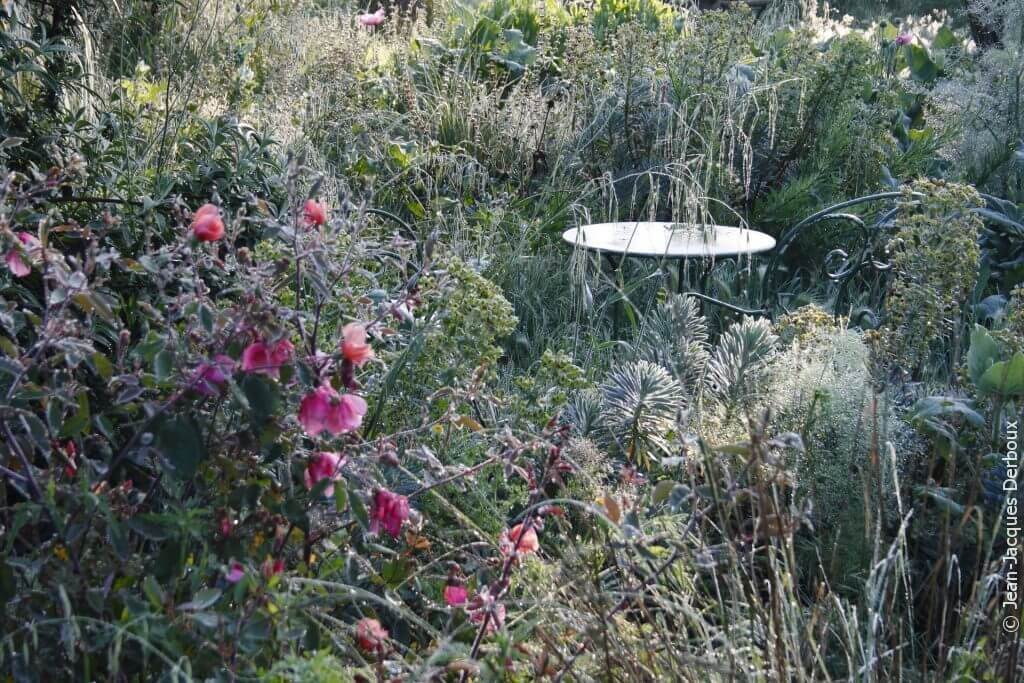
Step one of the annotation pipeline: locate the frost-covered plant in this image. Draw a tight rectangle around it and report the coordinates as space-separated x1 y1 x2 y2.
881 179 983 378
637 293 710 393
707 315 778 411
599 360 684 465
765 314 918 588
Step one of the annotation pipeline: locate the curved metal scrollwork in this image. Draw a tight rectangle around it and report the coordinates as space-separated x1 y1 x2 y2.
764 191 923 313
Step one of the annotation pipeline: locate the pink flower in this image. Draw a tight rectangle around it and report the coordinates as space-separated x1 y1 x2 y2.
298 385 368 436
191 203 225 242
444 583 468 607
500 523 539 556
304 451 346 496
369 489 410 538
270 338 295 366
358 8 385 27
895 32 913 46
341 322 375 367
193 354 235 395
303 199 327 227
5 232 39 277
241 339 293 377
226 561 245 583
355 617 388 653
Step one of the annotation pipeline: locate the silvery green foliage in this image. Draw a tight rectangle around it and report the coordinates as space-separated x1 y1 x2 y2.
931 1 1024 197
566 388 604 438
599 360 685 461
638 294 710 394
765 328 910 528
707 316 778 409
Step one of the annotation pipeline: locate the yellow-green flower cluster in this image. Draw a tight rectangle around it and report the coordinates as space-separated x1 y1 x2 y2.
882 179 983 376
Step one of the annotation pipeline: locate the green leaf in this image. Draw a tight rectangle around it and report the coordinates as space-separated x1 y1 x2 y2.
177 588 222 611
967 325 1000 386
90 352 114 380
153 350 174 380
904 44 937 83
333 485 348 512
198 305 215 333
933 25 958 50
349 486 369 530
652 479 675 505
379 558 412 589
241 374 279 424
59 393 90 438
0 356 22 377
143 575 164 608
157 416 206 478
978 353 1024 397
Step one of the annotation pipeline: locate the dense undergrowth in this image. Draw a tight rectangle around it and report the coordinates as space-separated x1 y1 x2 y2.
1 0 1023 680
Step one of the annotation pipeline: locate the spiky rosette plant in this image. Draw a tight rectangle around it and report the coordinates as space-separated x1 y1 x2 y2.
707 316 778 412
637 293 711 395
599 360 685 467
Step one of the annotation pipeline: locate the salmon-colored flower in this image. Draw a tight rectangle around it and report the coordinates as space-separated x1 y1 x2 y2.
341 322 375 367
191 203 225 242
5 232 40 277
303 199 327 227
355 617 388 653
358 8 385 27
298 385 367 436
500 523 539 556
369 489 410 538
241 339 293 377
304 451 346 496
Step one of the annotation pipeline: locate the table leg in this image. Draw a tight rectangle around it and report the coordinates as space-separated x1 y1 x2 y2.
603 253 624 338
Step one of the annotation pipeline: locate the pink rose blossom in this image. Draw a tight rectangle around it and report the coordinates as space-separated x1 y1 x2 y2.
369 489 410 538
303 199 327 227
304 451 346 496
355 617 388 653
241 339 293 377
341 322 375 367
191 203 225 242
358 8 385 27
298 385 368 436
5 232 40 278
444 583 468 607
270 338 294 366
895 32 913 46
226 561 245 583
193 354 236 395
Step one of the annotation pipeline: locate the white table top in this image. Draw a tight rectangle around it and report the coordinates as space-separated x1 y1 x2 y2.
562 222 776 258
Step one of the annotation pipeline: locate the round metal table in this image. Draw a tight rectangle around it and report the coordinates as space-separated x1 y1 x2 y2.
562 221 776 298
562 221 775 258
